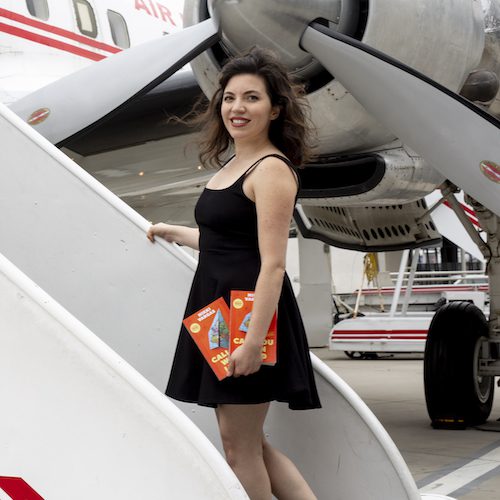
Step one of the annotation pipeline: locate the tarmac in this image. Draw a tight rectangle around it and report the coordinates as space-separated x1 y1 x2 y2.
312 348 500 500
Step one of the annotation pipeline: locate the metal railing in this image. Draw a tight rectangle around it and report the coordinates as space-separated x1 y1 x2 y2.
387 269 488 288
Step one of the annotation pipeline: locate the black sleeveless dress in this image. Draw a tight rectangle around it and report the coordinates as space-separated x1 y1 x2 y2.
166 154 321 410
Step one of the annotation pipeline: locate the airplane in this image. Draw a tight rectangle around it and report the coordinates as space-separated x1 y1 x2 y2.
2 0 500 435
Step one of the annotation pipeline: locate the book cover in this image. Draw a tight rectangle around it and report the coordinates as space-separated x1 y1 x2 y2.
229 290 277 365
182 297 231 380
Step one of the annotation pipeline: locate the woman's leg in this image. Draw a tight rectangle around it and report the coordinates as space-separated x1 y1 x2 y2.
262 439 317 499
216 403 272 500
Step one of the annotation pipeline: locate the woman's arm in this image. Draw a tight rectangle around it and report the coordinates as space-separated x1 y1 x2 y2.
228 157 298 377
147 223 200 251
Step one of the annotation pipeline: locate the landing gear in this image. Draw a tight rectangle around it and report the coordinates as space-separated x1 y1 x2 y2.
424 301 494 429
422 188 500 429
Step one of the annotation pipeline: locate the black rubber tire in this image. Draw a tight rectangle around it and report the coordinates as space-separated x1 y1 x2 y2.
424 301 494 429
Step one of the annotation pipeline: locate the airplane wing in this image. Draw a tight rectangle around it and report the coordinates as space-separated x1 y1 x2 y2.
77 130 213 225
9 18 220 224
64 68 209 225
63 69 203 157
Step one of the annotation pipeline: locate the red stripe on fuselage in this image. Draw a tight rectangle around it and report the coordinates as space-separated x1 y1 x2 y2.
332 335 427 340
0 7 120 54
332 329 428 340
0 22 105 61
333 329 428 335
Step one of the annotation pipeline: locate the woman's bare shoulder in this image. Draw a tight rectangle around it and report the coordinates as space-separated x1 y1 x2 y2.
253 154 298 186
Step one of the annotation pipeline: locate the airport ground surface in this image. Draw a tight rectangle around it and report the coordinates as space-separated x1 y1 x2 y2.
312 348 500 500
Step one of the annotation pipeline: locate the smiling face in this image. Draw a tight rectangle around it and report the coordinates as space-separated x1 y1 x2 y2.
220 73 279 144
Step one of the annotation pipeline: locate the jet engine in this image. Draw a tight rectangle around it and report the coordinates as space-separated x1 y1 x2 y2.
184 0 491 251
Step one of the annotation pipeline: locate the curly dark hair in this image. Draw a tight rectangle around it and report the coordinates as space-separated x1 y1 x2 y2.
191 47 315 168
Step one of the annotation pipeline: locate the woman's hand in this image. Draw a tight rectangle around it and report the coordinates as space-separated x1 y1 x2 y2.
227 342 263 377
147 224 200 250
147 223 176 243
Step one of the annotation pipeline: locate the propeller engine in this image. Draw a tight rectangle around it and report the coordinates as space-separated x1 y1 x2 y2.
185 0 484 155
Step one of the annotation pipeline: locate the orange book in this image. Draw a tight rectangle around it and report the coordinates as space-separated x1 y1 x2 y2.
229 290 277 365
182 297 231 380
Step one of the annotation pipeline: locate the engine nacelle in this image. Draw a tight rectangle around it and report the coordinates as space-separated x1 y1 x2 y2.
298 147 443 207
295 148 444 250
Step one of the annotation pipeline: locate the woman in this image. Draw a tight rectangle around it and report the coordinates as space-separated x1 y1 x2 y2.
147 47 320 500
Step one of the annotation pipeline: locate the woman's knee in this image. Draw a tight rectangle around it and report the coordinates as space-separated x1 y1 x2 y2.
221 434 264 467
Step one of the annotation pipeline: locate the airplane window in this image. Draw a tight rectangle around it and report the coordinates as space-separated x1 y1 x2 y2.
107 10 130 49
73 0 98 38
26 0 49 20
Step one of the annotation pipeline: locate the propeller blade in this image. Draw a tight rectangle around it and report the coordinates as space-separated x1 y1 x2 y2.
301 23 500 216
10 18 220 146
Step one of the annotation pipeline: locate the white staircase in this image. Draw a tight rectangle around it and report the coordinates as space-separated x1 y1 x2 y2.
0 102 426 499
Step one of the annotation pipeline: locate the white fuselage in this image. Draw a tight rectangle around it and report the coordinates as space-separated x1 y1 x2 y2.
0 0 184 103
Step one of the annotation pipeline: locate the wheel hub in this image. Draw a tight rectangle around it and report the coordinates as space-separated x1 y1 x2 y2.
473 337 492 404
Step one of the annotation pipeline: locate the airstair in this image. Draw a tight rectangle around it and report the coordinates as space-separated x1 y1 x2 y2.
0 102 444 499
